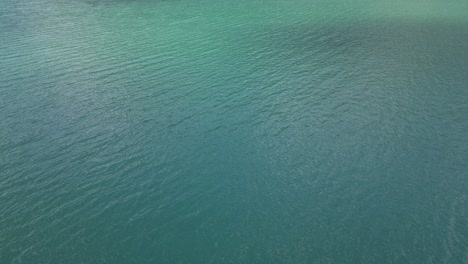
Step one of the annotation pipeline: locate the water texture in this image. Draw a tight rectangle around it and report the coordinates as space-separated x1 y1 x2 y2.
1 0 467 263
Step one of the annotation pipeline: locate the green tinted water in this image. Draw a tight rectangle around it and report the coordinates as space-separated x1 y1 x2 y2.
1 0 467 263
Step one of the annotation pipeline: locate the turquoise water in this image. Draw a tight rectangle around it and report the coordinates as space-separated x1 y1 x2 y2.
1 0 467 263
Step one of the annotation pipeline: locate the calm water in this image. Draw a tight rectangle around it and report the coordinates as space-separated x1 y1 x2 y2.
1 0 467 263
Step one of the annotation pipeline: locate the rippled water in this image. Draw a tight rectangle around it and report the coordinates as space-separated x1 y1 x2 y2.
1 0 467 263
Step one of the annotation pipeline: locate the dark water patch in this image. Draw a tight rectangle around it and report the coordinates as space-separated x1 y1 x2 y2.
221 20 468 263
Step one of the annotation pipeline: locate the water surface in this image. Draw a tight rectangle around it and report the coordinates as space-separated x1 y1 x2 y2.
1 0 467 263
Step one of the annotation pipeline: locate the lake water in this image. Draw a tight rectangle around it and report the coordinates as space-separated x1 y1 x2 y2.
1 0 467 263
